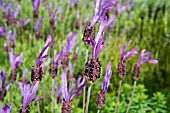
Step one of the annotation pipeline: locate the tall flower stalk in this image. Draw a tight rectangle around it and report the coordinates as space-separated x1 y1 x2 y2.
126 49 158 113
114 40 136 113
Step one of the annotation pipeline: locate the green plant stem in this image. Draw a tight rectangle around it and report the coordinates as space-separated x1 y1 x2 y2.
126 81 137 113
97 109 100 113
114 79 122 113
0 101 1 110
83 48 89 113
85 85 92 113
42 79 45 113
52 79 55 113
37 101 41 113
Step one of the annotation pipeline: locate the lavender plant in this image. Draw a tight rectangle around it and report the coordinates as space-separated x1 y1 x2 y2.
0 104 12 113
31 0 40 18
0 26 5 38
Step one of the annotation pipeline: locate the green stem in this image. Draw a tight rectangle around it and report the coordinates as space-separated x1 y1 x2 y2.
83 48 89 113
97 109 100 113
37 101 41 113
126 81 137 113
52 79 55 113
114 79 122 113
85 85 92 113
0 101 2 110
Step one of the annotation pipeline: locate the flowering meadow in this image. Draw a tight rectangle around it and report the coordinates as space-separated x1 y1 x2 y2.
0 0 169 113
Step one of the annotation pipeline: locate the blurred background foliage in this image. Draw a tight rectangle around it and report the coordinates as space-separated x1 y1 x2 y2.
0 0 170 112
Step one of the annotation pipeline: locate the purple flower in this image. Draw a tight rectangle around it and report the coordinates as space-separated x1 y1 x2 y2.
68 0 72 12
133 49 158 81
0 26 5 38
76 11 80 29
0 70 11 101
74 0 78 8
61 68 87 112
1 1 9 21
55 84 62 104
77 75 85 96
117 40 136 78
9 50 23 82
31 0 40 18
18 81 41 112
12 5 21 26
61 32 78 69
96 62 112 108
31 35 52 84
48 3 61 30
68 63 74 81
17 18 30 28
22 68 28 85
10 31 17 49
72 43 79 61
34 17 41 38
0 104 12 113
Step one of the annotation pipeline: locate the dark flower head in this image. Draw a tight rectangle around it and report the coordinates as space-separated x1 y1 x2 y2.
62 68 87 102
1 1 9 13
0 70 11 101
10 31 17 49
74 0 78 8
68 0 72 12
0 104 12 113
133 49 158 81
0 26 5 38
36 35 52 67
18 81 41 111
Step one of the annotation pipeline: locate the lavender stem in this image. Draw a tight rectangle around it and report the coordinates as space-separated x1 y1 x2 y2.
126 81 137 113
97 109 100 113
83 48 89 113
114 79 122 113
37 101 41 113
0 101 1 109
52 79 55 113
85 85 92 113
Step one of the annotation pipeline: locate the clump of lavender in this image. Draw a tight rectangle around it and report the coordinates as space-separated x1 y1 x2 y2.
0 26 5 38
61 32 78 69
132 49 158 81
1 1 9 21
83 0 116 47
9 50 23 82
31 0 40 18
96 62 112 109
126 49 158 113
48 3 61 30
0 70 11 101
31 35 52 84
34 17 41 39
118 40 136 79
11 5 21 26
61 69 87 113
18 81 41 113
0 104 12 113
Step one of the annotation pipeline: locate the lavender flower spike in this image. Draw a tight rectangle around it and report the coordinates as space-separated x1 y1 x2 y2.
0 26 5 38
61 69 87 113
31 0 40 18
61 32 78 69
0 104 12 113
55 84 62 104
1 1 9 21
118 40 136 78
31 35 52 84
22 68 28 84
12 5 21 26
19 81 41 113
96 62 112 108
133 49 158 81
0 70 11 101
34 17 41 38
9 50 23 82
17 18 30 33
